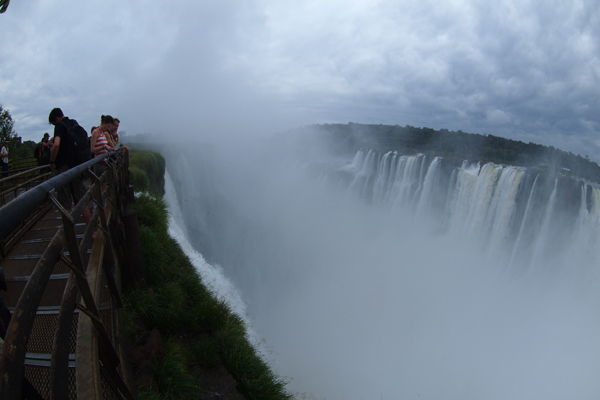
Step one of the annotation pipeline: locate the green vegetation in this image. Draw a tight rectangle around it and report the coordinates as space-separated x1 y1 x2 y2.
0 104 37 161
0 0 9 14
0 104 15 144
9 137 37 161
292 123 600 183
129 151 166 198
125 152 291 400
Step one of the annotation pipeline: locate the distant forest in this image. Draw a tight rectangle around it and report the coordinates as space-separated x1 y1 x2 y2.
290 123 600 184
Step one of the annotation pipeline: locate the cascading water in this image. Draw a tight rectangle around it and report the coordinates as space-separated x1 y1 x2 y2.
340 149 600 272
163 170 264 350
163 142 600 400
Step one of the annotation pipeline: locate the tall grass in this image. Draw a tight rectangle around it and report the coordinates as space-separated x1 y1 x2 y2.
124 192 292 400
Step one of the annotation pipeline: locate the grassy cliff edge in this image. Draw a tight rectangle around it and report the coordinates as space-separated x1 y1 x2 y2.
126 150 292 400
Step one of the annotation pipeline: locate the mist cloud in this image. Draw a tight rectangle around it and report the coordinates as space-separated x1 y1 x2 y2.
166 137 600 399
1 0 599 158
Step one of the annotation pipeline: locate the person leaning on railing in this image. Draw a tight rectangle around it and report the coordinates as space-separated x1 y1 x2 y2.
48 107 91 226
90 115 116 178
110 118 129 153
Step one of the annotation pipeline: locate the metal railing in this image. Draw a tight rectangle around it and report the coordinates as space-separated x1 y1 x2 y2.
0 152 136 399
0 163 52 206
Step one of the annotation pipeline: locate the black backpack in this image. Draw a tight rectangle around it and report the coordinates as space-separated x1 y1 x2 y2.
58 119 91 168
33 143 42 161
41 144 51 165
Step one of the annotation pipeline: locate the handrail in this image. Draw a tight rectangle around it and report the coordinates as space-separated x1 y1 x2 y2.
2 170 53 194
0 188 93 399
0 164 48 185
7 157 38 170
0 151 135 399
0 170 52 207
0 154 111 240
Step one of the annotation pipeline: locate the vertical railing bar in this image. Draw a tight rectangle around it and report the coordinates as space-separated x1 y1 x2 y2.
97 154 137 400
75 159 137 400
90 166 124 309
48 201 100 392
50 194 122 372
49 176 104 400
0 188 93 400
102 169 124 308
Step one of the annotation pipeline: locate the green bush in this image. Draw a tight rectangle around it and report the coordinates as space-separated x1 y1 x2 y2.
192 337 219 367
132 193 169 233
129 165 150 193
154 340 201 400
125 194 292 399
129 151 166 197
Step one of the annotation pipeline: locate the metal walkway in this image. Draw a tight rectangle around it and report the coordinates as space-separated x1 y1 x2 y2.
0 154 137 399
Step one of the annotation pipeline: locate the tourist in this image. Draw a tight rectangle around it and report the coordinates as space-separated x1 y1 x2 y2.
98 115 117 149
48 108 91 225
90 115 115 177
1 140 8 182
110 118 129 152
39 132 52 166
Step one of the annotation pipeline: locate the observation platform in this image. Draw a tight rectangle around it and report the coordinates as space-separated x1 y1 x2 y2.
0 154 138 399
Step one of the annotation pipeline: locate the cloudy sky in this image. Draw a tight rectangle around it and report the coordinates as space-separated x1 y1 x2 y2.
1 0 599 160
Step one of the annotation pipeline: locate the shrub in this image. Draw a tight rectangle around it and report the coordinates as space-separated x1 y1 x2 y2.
129 165 150 193
129 151 166 197
125 178 292 400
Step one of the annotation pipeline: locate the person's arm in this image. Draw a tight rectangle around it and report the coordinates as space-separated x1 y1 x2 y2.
104 132 117 149
90 131 105 154
49 136 60 170
90 131 99 154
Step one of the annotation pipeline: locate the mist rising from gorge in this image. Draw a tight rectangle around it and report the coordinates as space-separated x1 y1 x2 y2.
162 132 600 400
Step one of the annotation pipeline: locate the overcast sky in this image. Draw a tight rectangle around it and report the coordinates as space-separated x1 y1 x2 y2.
1 0 599 160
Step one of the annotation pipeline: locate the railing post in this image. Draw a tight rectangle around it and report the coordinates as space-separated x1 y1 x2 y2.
50 185 122 371
0 152 136 400
49 179 101 400
0 228 67 399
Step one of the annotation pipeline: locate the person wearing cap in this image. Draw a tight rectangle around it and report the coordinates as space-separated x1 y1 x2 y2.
40 132 53 166
1 140 8 181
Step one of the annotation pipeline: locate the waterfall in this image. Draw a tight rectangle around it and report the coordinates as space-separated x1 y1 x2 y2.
415 156 442 218
509 174 539 267
528 178 559 270
163 170 269 358
163 143 600 400
342 149 599 271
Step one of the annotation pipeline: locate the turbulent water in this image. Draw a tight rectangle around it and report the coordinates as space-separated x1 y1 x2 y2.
163 141 600 400
339 150 600 275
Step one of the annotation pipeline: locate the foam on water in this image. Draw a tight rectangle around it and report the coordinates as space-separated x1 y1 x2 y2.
161 144 600 399
163 170 270 358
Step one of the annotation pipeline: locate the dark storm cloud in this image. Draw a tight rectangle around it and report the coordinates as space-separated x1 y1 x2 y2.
0 0 598 158
238 0 599 156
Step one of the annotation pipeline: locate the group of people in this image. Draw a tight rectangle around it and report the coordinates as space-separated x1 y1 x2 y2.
91 115 125 157
47 108 128 228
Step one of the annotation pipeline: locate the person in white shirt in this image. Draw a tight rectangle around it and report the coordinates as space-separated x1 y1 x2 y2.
1 140 8 180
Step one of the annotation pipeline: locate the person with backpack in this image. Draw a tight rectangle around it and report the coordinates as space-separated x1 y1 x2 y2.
34 132 52 167
48 108 91 225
